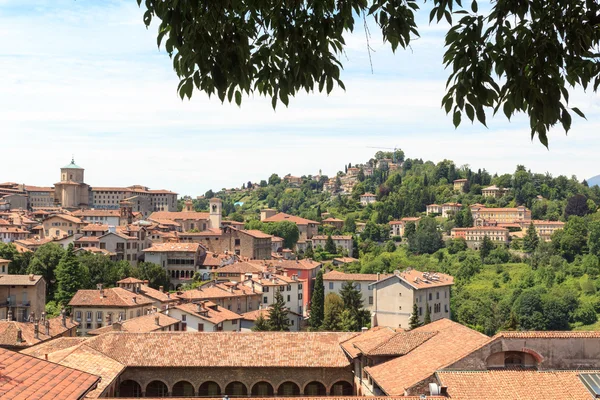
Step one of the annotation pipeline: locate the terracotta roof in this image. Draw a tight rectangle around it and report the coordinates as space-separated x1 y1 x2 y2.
531 220 566 226
0 258 10 263
323 270 391 282
312 235 352 240
241 308 302 321
147 189 177 194
116 277 144 284
80 331 355 367
72 210 120 218
437 370 599 400
74 236 99 243
361 193 376 197
149 211 209 221
262 212 319 225
0 317 78 348
0 346 100 400
271 236 284 242
252 259 322 271
143 242 202 253
217 262 264 274
454 178 468 182
340 327 396 359
68 287 154 308
20 337 87 358
200 252 235 267
87 312 179 335
139 284 177 303
177 283 260 301
174 301 242 324
45 214 84 224
333 257 359 263
0 274 43 286
81 224 109 231
370 270 453 290
242 229 273 239
366 319 489 395
494 331 600 339
365 331 438 356
323 217 344 222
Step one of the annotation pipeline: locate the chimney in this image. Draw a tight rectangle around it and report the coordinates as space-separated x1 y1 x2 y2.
133 297 137 304
361 327 368 333
29 274 35 281
34 321 39 339
7 310 13 321
40 312 45 323
44 354 48 361
98 283 104 298
197 303 203 313
16 328 23 343
144 280 149 285
44 320 50 336
155 315 160 326
112 322 122 331
159 286 164 292
61 310 67 328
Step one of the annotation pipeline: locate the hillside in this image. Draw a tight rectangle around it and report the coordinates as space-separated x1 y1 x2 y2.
588 175 600 187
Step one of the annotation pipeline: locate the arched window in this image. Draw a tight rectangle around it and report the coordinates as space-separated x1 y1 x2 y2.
304 381 326 396
251 382 274 396
146 381 168 397
198 381 221 397
225 381 248 397
505 354 524 368
118 380 141 397
172 381 195 397
278 382 300 396
330 381 353 396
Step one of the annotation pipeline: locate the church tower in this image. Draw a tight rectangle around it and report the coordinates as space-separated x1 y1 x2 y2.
209 198 222 229
55 157 89 210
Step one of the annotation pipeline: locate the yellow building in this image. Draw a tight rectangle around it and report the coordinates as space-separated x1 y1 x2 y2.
53 158 90 210
453 178 468 191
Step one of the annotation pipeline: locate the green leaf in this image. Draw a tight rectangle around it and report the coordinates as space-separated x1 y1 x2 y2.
235 90 242 107
465 103 475 121
471 0 478 13
561 109 572 132
453 111 461 128
476 106 487 127
279 88 289 106
571 107 587 119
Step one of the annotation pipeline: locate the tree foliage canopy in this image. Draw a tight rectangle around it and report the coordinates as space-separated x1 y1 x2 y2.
137 0 599 145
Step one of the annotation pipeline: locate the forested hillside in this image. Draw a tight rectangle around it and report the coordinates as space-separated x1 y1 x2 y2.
185 151 600 334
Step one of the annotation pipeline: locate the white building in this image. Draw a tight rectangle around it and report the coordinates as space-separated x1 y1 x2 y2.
169 301 242 332
243 273 305 316
323 270 391 310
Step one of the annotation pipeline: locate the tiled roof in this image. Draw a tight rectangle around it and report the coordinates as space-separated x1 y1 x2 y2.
217 262 264 274
174 302 242 324
0 347 100 400
0 258 10 263
116 277 144 284
0 317 78 348
366 319 489 395
72 210 120 217
312 235 352 240
323 270 391 282
323 217 344 222
251 259 322 271
242 229 273 239
45 214 84 224
68 287 154 308
74 236 99 243
20 337 87 358
149 211 209 221
81 331 355 367
371 269 453 290
262 212 319 225
340 327 396 359
494 331 600 339
177 283 260 301
437 370 599 400
333 257 359 263
200 252 235 267
143 242 202 252
87 312 179 335
0 274 43 286
139 284 177 303
81 224 109 231
365 331 437 356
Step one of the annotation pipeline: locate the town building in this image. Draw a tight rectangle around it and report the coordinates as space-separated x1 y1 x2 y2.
471 205 531 225
426 204 442 215
369 269 454 329
169 300 243 332
244 273 305 315
426 203 461 218
311 235 354 257
323 270 392 310
68 285 155 335
522 219 565 241
53 158 90 210
179 226 272 260
453 178 468 191
176 281 262 314
322 217 345 231
481 185 510 198
71 209 122 226
283 174 303 187
116 277 178 311
389 217 420 237
143 242 207 289
0 273 46 322
261 211 320 240
25 185 55 208
41 214 85 239
0 225 29 242
215 261 264 282
240 307 303 332
451 226 510 249
0 313 78 350
360 193 377 206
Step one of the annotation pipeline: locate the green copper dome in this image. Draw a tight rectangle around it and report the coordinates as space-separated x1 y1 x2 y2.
62 157 83 169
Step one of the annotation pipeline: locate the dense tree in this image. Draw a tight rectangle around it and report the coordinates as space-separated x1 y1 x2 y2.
205 189 214 199
409 217 443 254
55 244 89 306
409 302 421 330
523 222 540 253
132 262 170 290
589 221 600 257
28 243 66 301
344 216 356 233
309 270 325 329
565 194 590 218
552 216 588 262
339 281 370 331
447 238 468 254
252 314 270 331
267 290 290 331
322 293 344 331
305 243 314 259
0 243 31 275
268 173 281 186
480 236 495 263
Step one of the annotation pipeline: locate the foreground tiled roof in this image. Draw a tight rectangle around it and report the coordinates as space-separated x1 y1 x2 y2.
323 270 391 282
80 331 355 368
494 330 600 339
0 317 78 348
87 312 179 335
139 284 177 303
177 283 260 301
68 287 154 308
365 331 438 356
366 319 489 395
340 326 395 359
437 369 600 400
242 229 273 239
20 337 88 358
0 347 100 400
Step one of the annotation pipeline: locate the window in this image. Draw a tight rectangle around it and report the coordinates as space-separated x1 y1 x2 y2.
287 285 292 291
436 291 440 300
263 287 269 292
86 311 92 322
137 310 141 317
129 311 134 319
298 283 303 289
75 311 82 321
235 239 240 246
182 315 187 322
232 319 238 325
429 293 432 301
298 293 303 300
198 323 204 331
287 295 291 302
329 282 334 290
419 307 422 316
369 296 373 305
263 297 268 304
86 323 92 329
96 311 103 322
445 304 449 313
355 283 361 290
119 312 125 321
181 322 187 331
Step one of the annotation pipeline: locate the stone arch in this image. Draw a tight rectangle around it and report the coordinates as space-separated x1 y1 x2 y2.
330 380 353 396
118 379 141 397
304 381 327 396
277 381 301 396
485 350 540 369
172 380 195 397
145 380 169 397
251 381 274 396
198 381 221 396
225 381 248 397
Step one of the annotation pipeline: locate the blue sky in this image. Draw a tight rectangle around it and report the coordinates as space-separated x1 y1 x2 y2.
1 0 599 195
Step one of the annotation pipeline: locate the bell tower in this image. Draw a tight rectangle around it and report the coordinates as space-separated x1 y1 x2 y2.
209 198 222 229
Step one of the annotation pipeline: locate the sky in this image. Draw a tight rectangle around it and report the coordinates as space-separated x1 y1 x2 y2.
1 0 599 196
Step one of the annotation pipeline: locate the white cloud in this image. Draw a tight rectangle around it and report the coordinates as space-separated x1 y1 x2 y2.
0 0 598 195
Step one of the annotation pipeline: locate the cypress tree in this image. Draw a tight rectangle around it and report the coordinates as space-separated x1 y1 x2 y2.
267 290 290 331
55 244 88 306
423 302 432 325
252 313 270 331
409 302 421 330
523 222 540 253
325 235 337 253
309 270 325 329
